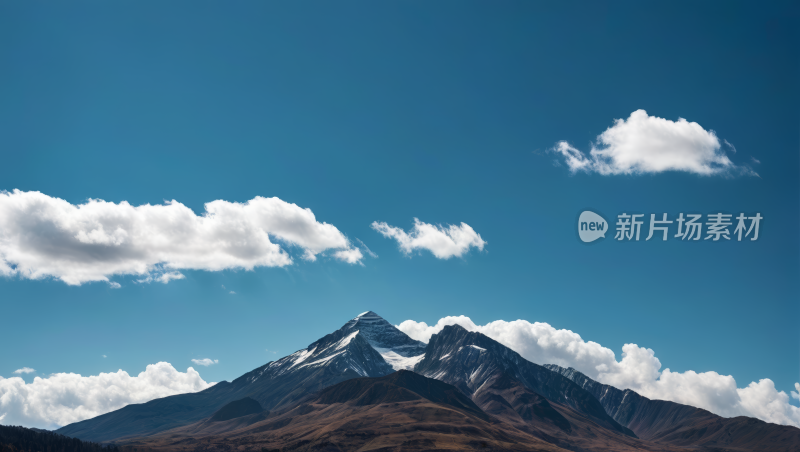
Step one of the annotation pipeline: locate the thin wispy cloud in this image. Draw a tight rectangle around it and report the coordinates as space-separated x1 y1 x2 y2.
0 191 363 286
137 271 186 285
398 316 800 428
371 218 486 259
355 238 378 258
552 110 758 176
13 367 35 374
191 358 218 367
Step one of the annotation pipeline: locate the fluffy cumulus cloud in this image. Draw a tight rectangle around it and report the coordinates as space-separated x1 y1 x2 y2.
13 368 34 375
0 362 212 429
371 218 486 259
397 316 800 428
191 358 218 367
0 190 363 286
552 110 756 176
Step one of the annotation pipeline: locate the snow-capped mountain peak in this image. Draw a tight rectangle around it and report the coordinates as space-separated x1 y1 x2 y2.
340 311 426 370
247 311 424 384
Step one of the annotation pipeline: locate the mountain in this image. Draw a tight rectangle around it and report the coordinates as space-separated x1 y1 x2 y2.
124 371 574 452
119 371 708 452
56 311 799 452
546 365 800 452
58 312 404 442
414 324 635 437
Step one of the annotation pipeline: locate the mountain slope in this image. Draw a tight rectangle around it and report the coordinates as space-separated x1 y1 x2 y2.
126 371 574 452
414 324 635 438
546 364 800 452
54 380 243 444
472 371 572 433
58 313 399 442
209 398 264 422
315 369 489 420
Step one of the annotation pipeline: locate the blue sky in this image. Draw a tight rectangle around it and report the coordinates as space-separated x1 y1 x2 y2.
0 0 798 427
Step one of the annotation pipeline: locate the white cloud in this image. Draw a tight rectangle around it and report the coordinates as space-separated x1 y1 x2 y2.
0 362 212 429
371 218 486 259
333 247 364 265
397 316 800 428
136 266 186 284
13 368 34 375
190 358 218 367
552 110 756 176
138 271 186 285
0 190 362 286
102 355 107 358
229 291 236 295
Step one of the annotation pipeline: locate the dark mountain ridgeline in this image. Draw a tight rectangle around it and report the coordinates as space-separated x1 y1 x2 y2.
0 425 119 452
546 365 800 452
472 371 572 432
316 370 490 421
414 324 635 437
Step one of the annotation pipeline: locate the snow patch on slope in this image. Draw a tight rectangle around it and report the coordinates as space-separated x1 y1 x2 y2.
288 347 317 369
334 331 360 351
374 347 425 371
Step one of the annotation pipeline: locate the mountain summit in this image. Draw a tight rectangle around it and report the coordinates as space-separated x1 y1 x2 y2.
340 311 426 370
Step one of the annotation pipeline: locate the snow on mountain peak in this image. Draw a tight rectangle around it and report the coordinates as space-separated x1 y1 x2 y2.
249 312 426 382
347 311 383 325
340 311 426 370
255 326 395 380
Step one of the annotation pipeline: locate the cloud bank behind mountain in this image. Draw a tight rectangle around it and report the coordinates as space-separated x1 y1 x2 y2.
398 316 800 428
0 363 212 429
